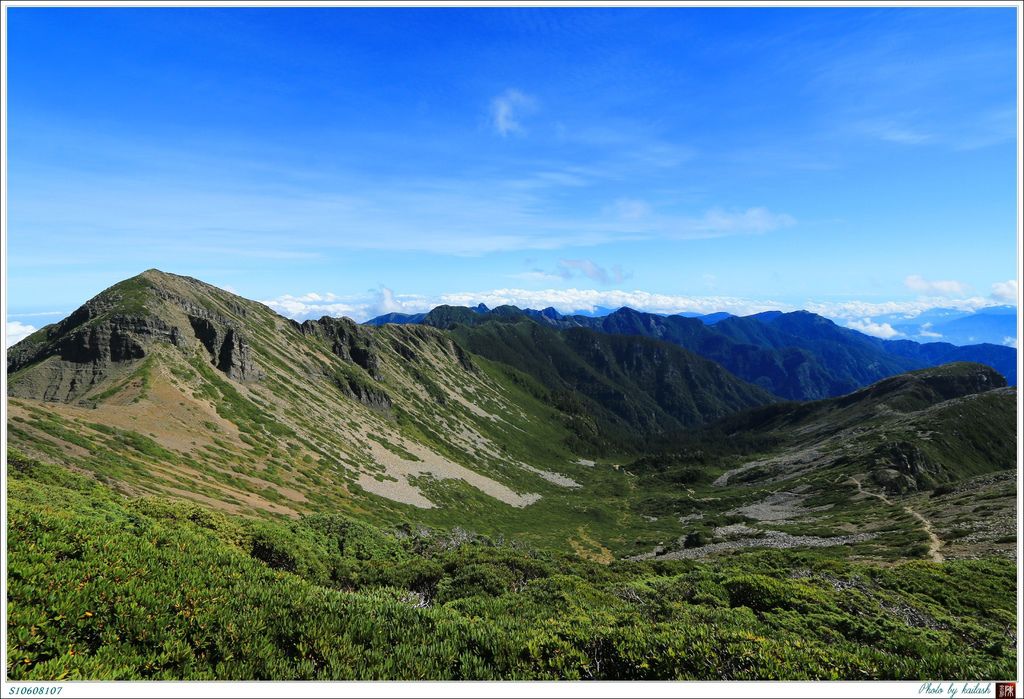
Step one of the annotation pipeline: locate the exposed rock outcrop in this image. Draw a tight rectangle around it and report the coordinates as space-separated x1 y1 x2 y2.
331 373 393 412
7 307 186 403
188 316 263 382
299 316 382 380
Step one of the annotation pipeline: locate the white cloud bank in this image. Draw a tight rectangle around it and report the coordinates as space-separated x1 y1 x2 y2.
904 275 970 297
845 319 901 339
261 287 429 321
991 280 1018 303
6 321 38 347
261 288 792 322
261 292 362 320
804 296 999 321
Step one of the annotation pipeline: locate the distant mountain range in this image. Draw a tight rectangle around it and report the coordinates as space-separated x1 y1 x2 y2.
367 304 1017 399
871 305 1018 346
366 304 1019 346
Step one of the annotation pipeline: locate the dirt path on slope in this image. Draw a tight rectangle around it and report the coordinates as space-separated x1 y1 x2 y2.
851 477 944 562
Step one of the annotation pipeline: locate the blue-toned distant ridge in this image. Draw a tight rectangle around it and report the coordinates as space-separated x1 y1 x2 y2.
365 304 1017 398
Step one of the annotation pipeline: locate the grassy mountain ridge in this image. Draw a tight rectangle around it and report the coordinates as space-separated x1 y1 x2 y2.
640 363 1015 498
624 363 1015 564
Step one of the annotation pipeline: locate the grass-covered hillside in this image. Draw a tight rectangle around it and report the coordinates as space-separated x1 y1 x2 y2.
7 450 1016 681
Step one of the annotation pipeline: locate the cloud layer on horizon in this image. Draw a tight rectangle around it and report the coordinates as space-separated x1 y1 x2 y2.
258 286 1018 344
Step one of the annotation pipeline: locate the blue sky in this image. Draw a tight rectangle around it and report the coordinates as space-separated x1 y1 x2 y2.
5 7 1019 344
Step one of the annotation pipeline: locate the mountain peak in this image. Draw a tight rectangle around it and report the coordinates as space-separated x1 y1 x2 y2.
7 269 270 401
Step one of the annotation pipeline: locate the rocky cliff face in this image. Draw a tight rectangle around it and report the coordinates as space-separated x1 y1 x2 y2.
7 301 181 376
298 316 382 379
6 314 181 403
188 316 263 382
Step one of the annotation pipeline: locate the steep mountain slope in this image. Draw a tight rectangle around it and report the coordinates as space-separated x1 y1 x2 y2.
708 362 1015 490
7 271 584 520
417 305 839 399
6 271 1014 564
446 319 775 451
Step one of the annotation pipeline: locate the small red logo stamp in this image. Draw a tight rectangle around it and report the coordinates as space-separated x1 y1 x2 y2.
996 682 1016 699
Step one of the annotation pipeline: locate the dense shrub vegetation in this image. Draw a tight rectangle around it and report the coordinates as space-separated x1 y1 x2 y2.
6 450 1016 681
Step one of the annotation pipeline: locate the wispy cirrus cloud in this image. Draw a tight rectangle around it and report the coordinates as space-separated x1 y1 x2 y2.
684 207 796 237
7 311 64 318
557 259 628 285
608 198 652 221
12 155 793 257
511 258 630 286
10 120 796 260
858 118 932 145
599 201 795 241
509 270 566 284
490 88 538 136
